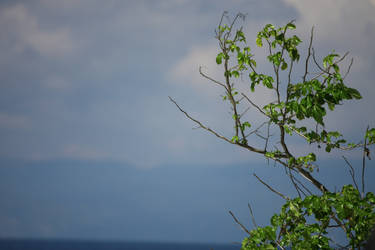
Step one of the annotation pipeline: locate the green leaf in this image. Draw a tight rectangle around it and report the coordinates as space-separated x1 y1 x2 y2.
216 53 223 65
286 22 296 30
328 103 335 111
289 48 300 61
332 63 340 73
231 135 239 143
323 53 339 68
243 121 251 128
264 79 273 89
281 62 288 70
348 88 362 99
256 37 263 47
251 81 256 92
250 59 257 67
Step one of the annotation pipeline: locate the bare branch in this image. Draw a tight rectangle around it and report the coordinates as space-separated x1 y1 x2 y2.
264 121 271 151
239 106 250 119
169 97 233 144
303 26 314 83
248 203 258 228
253 173 289 200
241 93 268 117
287 59 293 94
290 172 313 196
343 58 354 80
342 155 359 192
310 71 326 81
199 66 227 88
215 11 228 38
169 97 269 155
228 211 251 235
294 166 328 193
245 121 268 138
312 48 328 73
224 13 245 41
279 124 292 157
333 51 349 65
362 126 369 198
286 167 303 198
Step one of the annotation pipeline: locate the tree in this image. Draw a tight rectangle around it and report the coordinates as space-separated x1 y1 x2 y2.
170 12 375 249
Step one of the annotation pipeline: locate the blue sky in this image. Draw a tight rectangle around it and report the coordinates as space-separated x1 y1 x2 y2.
0 0 375 244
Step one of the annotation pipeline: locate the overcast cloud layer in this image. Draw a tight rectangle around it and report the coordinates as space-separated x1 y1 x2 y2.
0 0 375 243
1 0 374 167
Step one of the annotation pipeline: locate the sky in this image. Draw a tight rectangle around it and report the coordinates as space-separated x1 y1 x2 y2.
0 0 375 245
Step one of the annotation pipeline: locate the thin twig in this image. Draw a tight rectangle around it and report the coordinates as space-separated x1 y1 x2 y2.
290 173 313 196
264 120 271 151
333 51 349 65
248 203 258 228
303 26 314 83
245 121 268 138
342 156 359 192
312 48 329 73
287 168 303 198
241 93 268 117
215 11 228 38
253 173 289 200
199 66 227 88
169 97 233 144
239 106 250 119
169 97 269 155
362 126 369 198
286 59 293 104
228 211 251 235
343 58 354 80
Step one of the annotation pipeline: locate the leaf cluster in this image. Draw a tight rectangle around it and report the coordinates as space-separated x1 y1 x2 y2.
242 185 375 249
170 12 375 249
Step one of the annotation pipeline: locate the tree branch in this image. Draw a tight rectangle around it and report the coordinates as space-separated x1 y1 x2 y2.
253 173 289 200
169 97 269 155
342 155 359 192
199 66 227 88
303 26 314 83
248 203 258 229
229 210 251 235
362 126 369 198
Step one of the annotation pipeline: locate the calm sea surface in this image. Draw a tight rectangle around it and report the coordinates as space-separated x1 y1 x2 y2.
0 239 240 250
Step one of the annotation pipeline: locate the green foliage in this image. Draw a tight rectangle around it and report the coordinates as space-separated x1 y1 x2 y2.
242 186 375 249
171 13 375 249
286 78 362 126
366 128 375 144
212 16 375 249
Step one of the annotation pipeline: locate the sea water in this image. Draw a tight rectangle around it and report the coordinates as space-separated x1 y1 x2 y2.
0 239 240 250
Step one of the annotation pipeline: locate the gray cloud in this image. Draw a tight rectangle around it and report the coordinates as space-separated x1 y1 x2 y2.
0 0 374 167
1 0 375 243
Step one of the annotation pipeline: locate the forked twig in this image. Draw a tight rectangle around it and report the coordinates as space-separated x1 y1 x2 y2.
303 26 314 82
169 97 269 155
342 155 359 192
